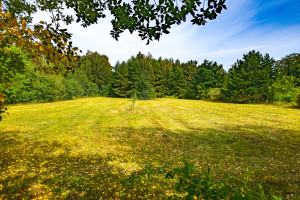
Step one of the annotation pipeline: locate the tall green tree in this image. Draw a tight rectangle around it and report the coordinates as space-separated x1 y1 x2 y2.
151 59 165 97
173 64 188 98
181 60 198 99
272 53 300 103
275 53 300 87
79 51 112 91
159 58 173 96
0 46 26 119
224 50 276 103
194 59 225 99
111 53 157 99
112 62 132 98
72 69 99 96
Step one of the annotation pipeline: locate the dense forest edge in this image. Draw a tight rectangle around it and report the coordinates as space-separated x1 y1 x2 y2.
1 46 300 107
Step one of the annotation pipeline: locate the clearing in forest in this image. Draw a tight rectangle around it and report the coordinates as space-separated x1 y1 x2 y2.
0 97 299 199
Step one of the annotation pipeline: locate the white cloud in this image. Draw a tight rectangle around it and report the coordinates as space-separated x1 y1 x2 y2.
200 46 266 56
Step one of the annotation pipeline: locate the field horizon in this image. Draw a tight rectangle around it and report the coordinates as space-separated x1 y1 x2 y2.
1 97 299 199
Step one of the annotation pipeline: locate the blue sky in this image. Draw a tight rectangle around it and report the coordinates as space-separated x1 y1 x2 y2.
38 0 300 70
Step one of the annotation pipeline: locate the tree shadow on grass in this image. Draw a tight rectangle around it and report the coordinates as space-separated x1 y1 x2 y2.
0 124 299 199
103 124 299 164
0 133 123 199
285 104 300 110
102 125 299 198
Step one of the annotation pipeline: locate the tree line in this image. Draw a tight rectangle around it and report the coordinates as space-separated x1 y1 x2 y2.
1 47 300 106
0 48 109 104
0 0 227 120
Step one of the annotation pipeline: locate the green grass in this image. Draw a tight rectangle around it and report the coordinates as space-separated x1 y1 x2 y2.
0 97 299 199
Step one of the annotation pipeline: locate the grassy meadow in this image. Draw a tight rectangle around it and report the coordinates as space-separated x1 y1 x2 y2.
0 97 299 199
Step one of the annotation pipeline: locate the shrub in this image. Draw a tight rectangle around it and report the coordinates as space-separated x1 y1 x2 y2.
72 69 99 96
208 88 224 101
33 75 67 102
85 81 99 96
63 78 85 100
4 73 29 103
183 87 197 99
122 161 281 200
272 76 300 104
273 89 300 104
52 76 67 101
135 76 156 100
103 83 117 97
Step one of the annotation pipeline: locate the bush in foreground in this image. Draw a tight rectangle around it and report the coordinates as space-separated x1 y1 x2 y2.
123 161 281 200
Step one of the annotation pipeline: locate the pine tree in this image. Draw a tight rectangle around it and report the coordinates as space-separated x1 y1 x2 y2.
112 63 132 98
194 60 225 99
225 51 276 103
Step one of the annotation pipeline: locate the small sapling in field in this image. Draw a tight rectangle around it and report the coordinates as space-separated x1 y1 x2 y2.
131 92 138 110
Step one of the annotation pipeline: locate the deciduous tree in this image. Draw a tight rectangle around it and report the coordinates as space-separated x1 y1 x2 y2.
79 51 112 91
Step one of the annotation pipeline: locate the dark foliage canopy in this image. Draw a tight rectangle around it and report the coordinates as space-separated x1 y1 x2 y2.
225 50 276 103
276 53 300 86
2 0 227 44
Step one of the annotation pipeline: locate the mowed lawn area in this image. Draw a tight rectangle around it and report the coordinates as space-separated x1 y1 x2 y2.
0 97 299 199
